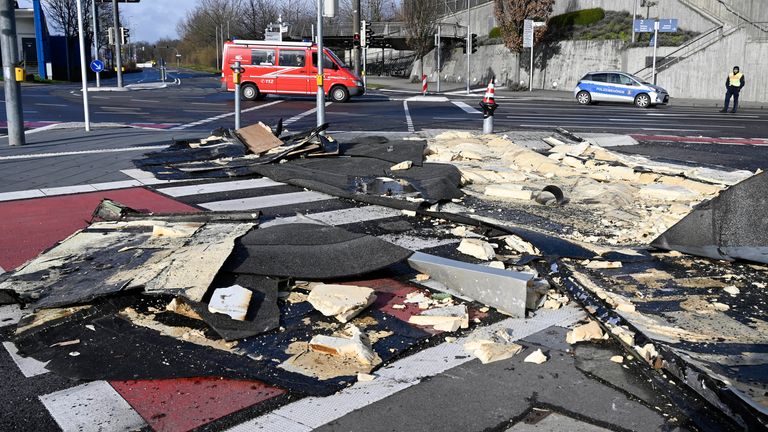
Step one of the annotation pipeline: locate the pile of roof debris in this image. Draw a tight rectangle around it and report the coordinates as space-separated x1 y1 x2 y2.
1 121 766 428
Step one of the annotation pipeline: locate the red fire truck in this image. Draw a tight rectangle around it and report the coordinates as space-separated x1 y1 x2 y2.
221 40 364 103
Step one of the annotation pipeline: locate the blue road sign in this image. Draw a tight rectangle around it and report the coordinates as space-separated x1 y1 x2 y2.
633 19 655 33
90 59 105 73
658 19 679 33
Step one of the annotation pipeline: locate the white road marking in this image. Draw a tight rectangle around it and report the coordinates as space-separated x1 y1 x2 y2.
227 305 584 431
158 178 285 197
0 189 46 201
2 342 50 378
260 205 403 228
39 185 99 195
170 100 284 130
452 101 481 114
94 112 147 115
119 168 189 185
406 95 449 102
35 103 67 107
0 145 168 161
284 102 333 126
100 106 140 111
403 100 415 133
40 381 146 432
129 99 159 103
200 190 334 211
0 304 23 328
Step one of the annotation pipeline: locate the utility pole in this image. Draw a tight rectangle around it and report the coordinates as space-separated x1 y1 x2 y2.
352 0 361 77
91 0 100 87
0 0 24 146
76 0 90 131
112 0 123 87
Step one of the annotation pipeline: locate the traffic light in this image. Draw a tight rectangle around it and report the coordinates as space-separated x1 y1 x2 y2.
107 27 115 45
471 33 478 53
362 20 373 47
120 27 130 45
353 33 360 47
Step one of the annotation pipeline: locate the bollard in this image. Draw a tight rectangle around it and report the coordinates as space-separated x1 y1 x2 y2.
478 78 498 134
422 74 427 96
231 61 244 130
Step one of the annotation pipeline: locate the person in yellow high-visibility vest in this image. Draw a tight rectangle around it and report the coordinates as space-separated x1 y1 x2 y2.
720 66 745 113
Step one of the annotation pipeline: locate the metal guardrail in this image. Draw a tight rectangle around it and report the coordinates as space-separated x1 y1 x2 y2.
633 24 725 79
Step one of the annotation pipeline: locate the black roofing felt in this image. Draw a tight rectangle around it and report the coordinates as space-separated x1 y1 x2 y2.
223 223 413 279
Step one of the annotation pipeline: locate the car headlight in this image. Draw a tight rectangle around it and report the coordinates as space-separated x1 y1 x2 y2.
354 80 363 87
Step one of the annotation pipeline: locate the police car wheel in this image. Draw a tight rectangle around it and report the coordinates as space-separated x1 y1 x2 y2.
634 93 651 108
330 86 350 103
241 84 259 101
576 91 591 105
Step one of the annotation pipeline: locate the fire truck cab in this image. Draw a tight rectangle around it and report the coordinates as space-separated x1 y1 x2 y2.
222 39 364 103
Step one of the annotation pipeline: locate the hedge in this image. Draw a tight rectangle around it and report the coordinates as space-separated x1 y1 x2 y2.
548 8 606 28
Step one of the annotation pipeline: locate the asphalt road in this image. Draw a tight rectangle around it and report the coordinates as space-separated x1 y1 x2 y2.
0 69 761 431
5 68 768 141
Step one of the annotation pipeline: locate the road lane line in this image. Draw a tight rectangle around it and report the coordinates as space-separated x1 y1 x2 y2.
452 101 481 114
170 100 283 130
40 381 147 432
0 145 168 161
403 100 415 132
35 103 67 107
227 305 584 431
199 191 334 211
130 99 159 103
283 102 333 126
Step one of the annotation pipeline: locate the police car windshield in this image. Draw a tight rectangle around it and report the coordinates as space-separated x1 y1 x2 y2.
625 73 650 85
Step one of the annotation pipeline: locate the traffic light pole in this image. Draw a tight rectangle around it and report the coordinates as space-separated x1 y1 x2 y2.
316 0 326 129
352 0 360 77
112 0 123 87
0 0 25 146
465 3 470 95
91 0 100 87
436 24 441 93
76 0 90 131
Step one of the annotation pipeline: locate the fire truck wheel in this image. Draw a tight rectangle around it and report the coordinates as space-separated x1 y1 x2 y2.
330 85 350 103
241 83 259 101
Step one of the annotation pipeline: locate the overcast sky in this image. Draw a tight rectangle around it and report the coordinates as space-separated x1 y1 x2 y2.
19 0 197 42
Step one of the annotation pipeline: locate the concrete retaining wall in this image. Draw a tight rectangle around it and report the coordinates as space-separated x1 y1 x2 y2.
416 0 767 101
412 43 520 87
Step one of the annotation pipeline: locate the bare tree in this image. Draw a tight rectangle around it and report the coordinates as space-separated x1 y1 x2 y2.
44 0 92 38
239 0 279 39
402 0 441 79
494 0 554 52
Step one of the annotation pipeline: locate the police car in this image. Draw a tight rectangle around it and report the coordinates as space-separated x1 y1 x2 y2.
574 71 669 108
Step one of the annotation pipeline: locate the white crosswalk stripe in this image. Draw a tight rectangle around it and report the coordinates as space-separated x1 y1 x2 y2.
199 190 335 211
40 381 146 432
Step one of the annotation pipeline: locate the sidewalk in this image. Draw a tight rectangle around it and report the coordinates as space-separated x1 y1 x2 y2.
366 76 768 109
